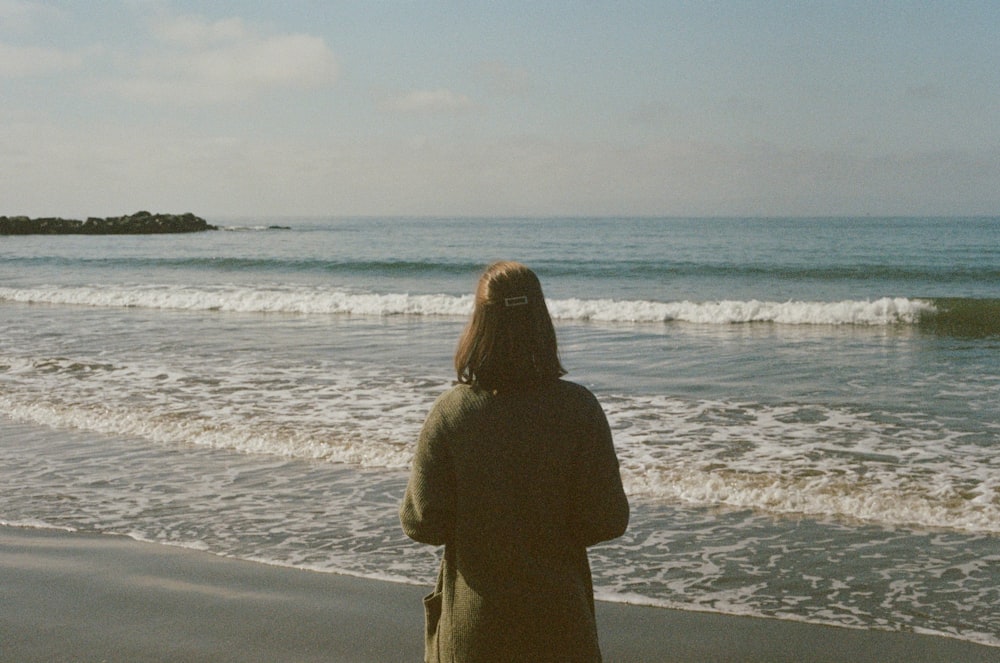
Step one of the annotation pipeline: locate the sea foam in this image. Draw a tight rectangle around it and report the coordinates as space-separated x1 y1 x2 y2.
2 350 996 535
0 285 935 326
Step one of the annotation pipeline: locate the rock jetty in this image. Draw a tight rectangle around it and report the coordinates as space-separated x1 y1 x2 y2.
0 211 217 235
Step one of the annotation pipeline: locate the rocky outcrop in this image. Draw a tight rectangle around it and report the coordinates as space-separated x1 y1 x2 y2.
0 211 217 235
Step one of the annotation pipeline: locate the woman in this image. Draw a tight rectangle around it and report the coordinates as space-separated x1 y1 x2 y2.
400 261 629 662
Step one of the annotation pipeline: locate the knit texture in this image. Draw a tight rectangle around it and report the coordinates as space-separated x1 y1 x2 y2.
400 380 629 662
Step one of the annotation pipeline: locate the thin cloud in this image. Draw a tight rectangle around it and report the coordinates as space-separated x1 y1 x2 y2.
477 60 532 97
0 41 83 77
904 84 946 100
105 14 339 104
382 88 475 113
0 0 64 28
152 15 249 46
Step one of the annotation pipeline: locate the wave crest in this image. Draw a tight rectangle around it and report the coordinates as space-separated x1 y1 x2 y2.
0 285 938 327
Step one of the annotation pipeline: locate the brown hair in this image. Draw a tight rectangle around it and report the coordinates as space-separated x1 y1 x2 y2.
454 261 566 390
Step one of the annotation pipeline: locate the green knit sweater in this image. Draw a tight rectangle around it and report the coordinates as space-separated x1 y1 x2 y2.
400 380 630 662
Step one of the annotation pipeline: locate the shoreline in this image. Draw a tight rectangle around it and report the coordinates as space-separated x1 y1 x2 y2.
2 526 996 662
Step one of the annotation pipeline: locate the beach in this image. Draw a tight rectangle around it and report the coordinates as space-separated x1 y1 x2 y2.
2 217 998 653
2 526 997 663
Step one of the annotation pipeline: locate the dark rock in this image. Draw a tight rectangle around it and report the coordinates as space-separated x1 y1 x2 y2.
0 212 217 235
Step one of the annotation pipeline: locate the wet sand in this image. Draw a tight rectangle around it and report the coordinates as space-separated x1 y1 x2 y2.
1 526 996 662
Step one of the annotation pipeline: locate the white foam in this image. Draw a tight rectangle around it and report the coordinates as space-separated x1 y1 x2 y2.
0 284 473 317
0 352 439 471
0 285 934 326
0 392 423 471
0 518 77 532
548 296 934 324
3 349 997 535
1 321 993 536
604 395 1000 534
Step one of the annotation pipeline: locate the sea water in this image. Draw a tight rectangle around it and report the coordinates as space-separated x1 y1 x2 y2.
1 217 998 646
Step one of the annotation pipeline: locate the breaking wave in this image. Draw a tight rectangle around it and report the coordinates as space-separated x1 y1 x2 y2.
0 284 959 328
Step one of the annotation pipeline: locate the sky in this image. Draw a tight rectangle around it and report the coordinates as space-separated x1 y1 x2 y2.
1 1 998 219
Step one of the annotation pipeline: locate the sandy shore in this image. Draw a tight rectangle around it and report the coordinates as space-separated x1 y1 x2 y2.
1 526 996 662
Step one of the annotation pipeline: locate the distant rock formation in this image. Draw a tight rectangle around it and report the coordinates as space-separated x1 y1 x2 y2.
0 211 218 235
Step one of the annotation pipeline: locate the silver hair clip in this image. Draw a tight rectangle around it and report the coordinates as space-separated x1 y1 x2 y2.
504 296 528 307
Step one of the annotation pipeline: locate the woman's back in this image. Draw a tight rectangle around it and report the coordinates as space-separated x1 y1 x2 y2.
401 380 628 661
400 262 628 662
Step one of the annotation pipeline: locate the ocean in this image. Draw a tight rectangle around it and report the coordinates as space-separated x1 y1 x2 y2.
1 216 998 647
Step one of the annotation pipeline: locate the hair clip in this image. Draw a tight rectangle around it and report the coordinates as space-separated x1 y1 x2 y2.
504 296 528 307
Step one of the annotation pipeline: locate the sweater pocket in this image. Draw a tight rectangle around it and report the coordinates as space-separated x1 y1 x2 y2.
422 588 443 661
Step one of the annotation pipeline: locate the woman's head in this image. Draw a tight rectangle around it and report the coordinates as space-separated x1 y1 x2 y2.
455 261 565 390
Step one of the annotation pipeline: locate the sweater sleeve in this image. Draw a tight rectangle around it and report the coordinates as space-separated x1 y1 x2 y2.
570 393 630 547
399 396 455 546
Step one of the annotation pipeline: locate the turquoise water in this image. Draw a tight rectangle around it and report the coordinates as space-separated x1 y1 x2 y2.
1 217 998 645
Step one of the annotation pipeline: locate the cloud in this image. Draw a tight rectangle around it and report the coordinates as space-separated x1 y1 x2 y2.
0 41 83 77
0 0 64 28
105 15 339 104
381 88 475 113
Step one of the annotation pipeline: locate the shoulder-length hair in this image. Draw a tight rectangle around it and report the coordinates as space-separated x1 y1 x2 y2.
454 261 566 390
